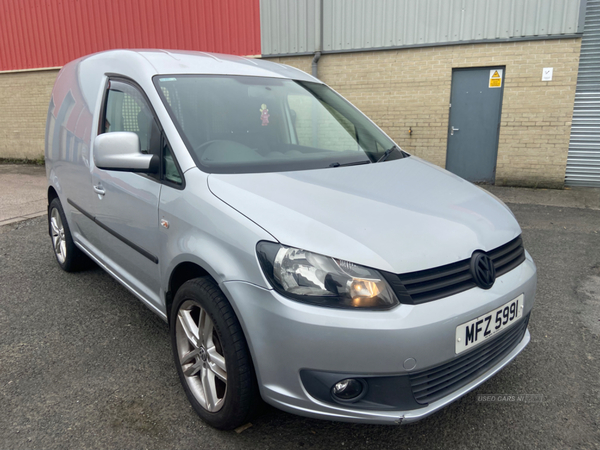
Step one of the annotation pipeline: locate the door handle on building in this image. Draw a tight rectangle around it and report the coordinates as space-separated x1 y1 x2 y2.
93 185 105 196
451 126 460 136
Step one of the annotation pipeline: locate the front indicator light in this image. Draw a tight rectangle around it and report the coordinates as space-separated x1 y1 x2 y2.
256 241 399 310
351 278 380 296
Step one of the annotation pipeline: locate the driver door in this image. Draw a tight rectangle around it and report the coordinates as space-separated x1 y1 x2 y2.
88 78 163 309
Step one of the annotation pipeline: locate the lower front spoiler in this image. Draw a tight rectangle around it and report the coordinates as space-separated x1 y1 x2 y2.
263 329 531 425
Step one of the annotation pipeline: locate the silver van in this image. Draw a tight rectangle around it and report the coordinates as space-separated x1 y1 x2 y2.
46 50 537 429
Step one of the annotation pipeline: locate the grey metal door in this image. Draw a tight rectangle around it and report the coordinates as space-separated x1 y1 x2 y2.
446 67 505 183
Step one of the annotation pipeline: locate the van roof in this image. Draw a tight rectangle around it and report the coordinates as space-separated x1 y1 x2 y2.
76 49 318 83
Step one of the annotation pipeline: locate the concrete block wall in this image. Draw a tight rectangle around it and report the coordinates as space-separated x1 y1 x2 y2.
0 39 580 187
0 69 59 159
266 38 581 188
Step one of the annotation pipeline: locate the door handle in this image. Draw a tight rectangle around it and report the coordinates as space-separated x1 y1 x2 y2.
93 185 105 196
451 126 459 136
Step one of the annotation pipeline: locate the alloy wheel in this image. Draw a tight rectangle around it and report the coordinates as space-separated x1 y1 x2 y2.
175 300 227 412
50 207 67 264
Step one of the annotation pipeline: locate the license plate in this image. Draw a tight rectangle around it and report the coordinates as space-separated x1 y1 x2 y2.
455 294 524 354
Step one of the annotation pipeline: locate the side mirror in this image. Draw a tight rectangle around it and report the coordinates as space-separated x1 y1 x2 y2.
93 132 158 173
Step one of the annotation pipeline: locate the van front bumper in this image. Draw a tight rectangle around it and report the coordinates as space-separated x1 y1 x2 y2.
220 252 537 424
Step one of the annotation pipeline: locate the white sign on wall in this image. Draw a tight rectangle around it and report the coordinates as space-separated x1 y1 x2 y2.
542 68 553 81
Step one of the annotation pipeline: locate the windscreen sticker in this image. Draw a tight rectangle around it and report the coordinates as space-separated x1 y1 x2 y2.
159 77 177 82
260 104 270 126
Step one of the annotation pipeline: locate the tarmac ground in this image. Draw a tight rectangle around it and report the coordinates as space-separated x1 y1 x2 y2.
0 165 599 449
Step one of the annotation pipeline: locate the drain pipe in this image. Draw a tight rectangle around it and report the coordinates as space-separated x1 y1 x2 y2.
311 51 321 78
311 50 321 145
311 0 324 146
312 0 323 79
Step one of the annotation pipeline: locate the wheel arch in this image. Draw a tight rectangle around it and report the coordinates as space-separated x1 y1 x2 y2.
165 259 265 415
47 186 60 236
48 185 59 206
166 261 212 322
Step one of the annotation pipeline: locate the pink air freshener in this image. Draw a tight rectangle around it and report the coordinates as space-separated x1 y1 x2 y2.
260 104 270 126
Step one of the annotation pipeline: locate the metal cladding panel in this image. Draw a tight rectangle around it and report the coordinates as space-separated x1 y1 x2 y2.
260 0 318 55
566 0 600 186
0 0 261 71
323 0 583 51
260 0 583 55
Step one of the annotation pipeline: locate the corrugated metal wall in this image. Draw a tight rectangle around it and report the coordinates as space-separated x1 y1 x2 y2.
260 0 319 56
566 0 600 186
261 0 584 56
0 0 261 71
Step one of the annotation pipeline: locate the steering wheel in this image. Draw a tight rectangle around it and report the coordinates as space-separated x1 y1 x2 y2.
193 140 222 156
194 139 259 163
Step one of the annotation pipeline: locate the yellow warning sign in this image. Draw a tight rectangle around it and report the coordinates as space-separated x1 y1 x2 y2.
489 69 503 88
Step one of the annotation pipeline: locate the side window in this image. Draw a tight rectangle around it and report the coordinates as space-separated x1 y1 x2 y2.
100 79 184 187
101 80 160 156
162 141 183 185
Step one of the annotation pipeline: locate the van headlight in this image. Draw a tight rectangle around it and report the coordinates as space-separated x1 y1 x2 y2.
256 242 398 310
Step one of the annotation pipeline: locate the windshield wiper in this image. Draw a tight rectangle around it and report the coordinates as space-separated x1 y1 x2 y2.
329 160 371 168
377 145 402 163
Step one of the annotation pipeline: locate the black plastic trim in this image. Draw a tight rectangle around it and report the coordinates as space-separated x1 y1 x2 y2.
67 199 159 264
409 314 530 404
96 154 160 174
300 369 422 411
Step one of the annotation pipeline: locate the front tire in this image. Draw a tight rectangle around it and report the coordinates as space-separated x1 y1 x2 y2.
48 198 88 272
170 277 260 430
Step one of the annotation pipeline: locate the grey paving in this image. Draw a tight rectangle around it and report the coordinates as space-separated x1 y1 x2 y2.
483 185 600 211
0 185 599 449
0 164 47 226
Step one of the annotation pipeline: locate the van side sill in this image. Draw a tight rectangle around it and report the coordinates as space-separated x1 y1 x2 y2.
73 236 168 322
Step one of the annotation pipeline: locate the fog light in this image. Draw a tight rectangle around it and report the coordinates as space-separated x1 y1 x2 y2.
331 378 364 401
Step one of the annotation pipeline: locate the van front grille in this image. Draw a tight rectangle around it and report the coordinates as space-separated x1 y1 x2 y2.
381 236 526 305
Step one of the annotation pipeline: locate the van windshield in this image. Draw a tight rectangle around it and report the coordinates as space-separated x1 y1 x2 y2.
154 75 405 174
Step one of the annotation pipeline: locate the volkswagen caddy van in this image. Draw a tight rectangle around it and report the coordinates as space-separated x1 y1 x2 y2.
45 50 537 429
